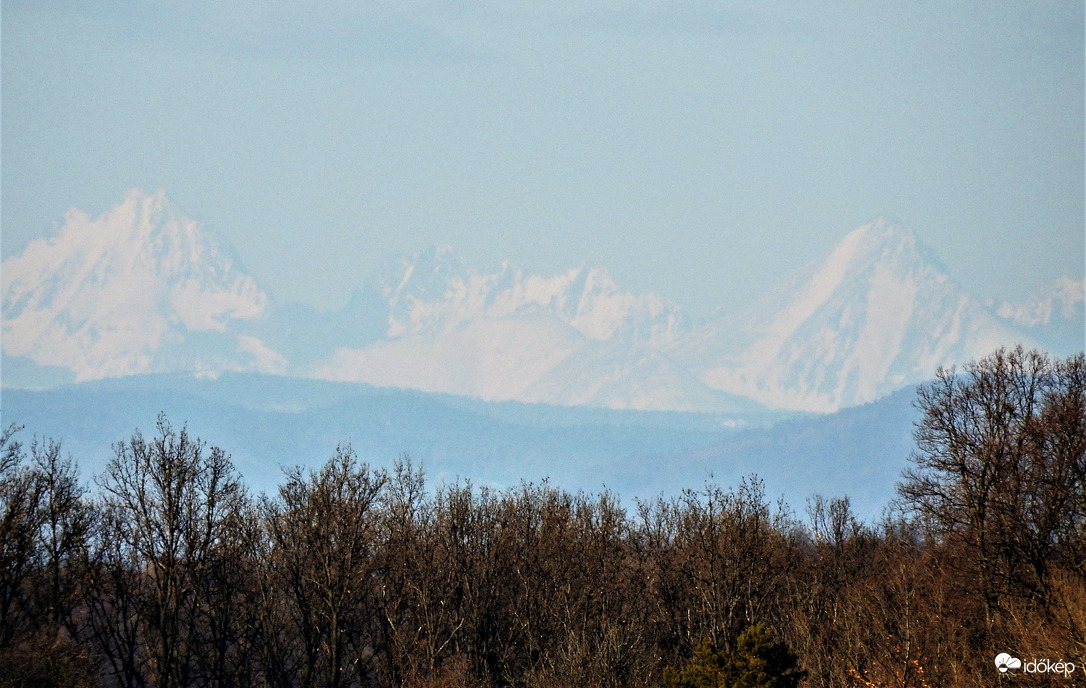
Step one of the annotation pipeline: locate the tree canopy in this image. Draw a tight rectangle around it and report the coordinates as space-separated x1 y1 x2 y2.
1 347 1083 687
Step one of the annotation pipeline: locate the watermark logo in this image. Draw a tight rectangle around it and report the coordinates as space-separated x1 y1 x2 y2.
996 652 1076 677
995 653 1021 672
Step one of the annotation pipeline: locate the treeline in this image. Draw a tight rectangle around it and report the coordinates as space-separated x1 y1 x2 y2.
1 347 1083 688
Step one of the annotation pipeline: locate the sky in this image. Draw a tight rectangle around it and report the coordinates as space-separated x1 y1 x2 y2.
2 1 1083 318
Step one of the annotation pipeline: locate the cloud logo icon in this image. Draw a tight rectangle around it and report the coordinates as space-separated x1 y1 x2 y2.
995 653 1022 672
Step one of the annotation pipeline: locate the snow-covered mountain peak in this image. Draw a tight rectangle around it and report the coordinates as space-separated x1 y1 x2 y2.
844 216 910 243
813 219 927 282
2 189 276 381
755 220 928 351
672 220 1033 412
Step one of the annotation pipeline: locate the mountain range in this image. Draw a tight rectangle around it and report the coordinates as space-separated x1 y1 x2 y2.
3 189 1082 413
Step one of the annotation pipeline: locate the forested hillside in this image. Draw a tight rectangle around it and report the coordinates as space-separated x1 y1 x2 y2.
2 348 1083 687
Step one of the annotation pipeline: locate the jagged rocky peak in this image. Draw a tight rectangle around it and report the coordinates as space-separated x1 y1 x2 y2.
366 245 688 345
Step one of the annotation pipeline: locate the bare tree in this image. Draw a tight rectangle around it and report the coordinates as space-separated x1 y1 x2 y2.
899 348 1086 619
0 424 44 650
87 414 248 688
264 444 387 688
0 426 96 686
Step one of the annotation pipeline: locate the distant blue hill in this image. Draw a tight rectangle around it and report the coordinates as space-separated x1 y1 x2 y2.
0 373 919 522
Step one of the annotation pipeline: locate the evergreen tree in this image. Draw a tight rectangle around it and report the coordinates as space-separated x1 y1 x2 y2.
663 624 806 688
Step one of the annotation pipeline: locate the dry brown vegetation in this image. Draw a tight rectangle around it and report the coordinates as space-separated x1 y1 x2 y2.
1 347 1083 687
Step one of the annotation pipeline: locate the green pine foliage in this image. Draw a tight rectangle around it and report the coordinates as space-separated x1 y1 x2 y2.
663 625 806 688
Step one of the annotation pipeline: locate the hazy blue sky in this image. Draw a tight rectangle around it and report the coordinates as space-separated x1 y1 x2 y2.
3 1 1082 317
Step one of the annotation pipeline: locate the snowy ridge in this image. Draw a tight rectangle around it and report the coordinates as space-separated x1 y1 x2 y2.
2 189 281 381
994 277 1084 356
373 246 687 346
314 247 735 411
997 276 1084 327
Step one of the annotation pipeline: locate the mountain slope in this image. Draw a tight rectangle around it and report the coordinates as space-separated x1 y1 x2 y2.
670 220 1035 412
1 189 282 381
